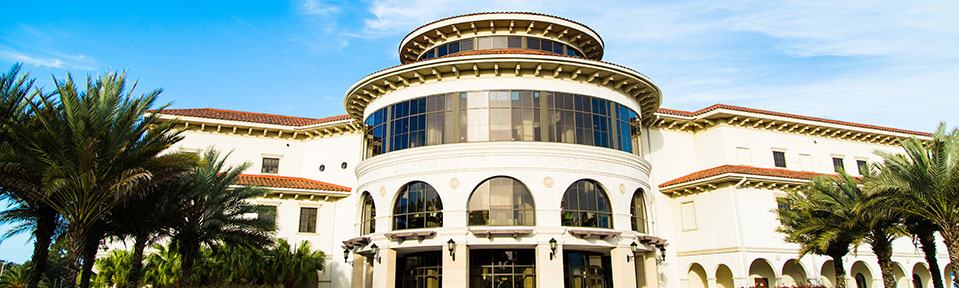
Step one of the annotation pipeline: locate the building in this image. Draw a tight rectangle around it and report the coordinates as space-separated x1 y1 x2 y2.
150 12 954 288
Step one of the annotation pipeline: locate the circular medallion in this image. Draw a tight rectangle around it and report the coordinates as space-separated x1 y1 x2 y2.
543 177 554 188
619 184 626 194
449 178 460 189
379 187 386 197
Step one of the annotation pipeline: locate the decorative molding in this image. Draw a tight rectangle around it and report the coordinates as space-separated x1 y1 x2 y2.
469 227 534 239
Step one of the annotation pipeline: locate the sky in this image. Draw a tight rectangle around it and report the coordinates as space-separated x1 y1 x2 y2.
1 0 958 262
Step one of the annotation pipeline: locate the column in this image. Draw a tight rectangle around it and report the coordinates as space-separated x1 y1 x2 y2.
708 278 718 288
644 252 659 288
537 241 565 288
611 246 638 288
351 254 365 288
371 247 396 288
443 243 469 287
733 277 748 288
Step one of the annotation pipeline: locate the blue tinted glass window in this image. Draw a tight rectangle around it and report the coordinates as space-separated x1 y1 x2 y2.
437 45 448 57
566 46 576 56
553 42 564 54
448 42 460 54
541 40 552 52
527 38 540 50
426 51 435 59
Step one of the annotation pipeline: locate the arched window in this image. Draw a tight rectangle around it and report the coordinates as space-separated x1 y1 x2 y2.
360 192 376 235
561 179 612 228
467 177 535 226
631 189 647 233
393 181 443 230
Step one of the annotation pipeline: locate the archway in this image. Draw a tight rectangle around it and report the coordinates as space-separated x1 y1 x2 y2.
687 263 708 288
822 260 837 288
749 258 777 288
716 264 735 288
782 259 808 286
891 262 907 288
945 264 956 288
851 261 873 288
913 263 933 288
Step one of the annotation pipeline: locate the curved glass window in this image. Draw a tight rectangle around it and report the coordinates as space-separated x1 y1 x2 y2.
561 180 612 228
631 189 647 233
393 181 443 230
419 36 584 60
360 192 376 235
470 249 535 288
467 177 535 226
364 90 641 158
397 251 442 288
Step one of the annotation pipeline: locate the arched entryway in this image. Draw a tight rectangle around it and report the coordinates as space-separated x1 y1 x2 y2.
748 258 777 288
687 263 708 288
851 261 873 288
716 264 735 288
913 263 933 288
944 264 956 288
782 259 808 286
821 260 837 288
892 262 907 288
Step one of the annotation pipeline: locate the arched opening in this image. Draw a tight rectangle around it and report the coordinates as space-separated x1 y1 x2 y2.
561 179 612 228
782 259 808 286
748 258 777 288
851 261 873 288
393 181 443 230
466 176 535 226
631 189 648 233
892 262 907 288
687 263 708 288
913 263 933 288
821 260 836 288
716 264 735 288
944 264 956 288
360 192 376 235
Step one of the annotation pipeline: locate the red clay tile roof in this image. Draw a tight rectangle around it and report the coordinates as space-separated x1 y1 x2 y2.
157 108 350 127
235 174 352 192
401 11 604 51
656 104 932 137
658 165 830 188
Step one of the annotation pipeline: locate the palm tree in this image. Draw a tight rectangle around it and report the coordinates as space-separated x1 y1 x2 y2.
142 244 180 288
0 64 62 288
872 123 959 274
1 72 186 288
858 169 908 288
902 216 945 288
92 249 133 288
265 239 325 288
170 149 275 287
0 264 30 288
777 174 863 288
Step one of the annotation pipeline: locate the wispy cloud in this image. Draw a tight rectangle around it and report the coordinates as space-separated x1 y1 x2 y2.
0 50 65 68
299 0 341 16
0 48 98 71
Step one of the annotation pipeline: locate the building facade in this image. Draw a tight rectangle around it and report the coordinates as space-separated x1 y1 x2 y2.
149 12 953 288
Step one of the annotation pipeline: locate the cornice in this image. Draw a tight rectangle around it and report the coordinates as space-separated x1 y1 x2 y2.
155 114 361 141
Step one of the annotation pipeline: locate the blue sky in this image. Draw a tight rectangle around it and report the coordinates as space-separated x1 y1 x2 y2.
2 0 958 262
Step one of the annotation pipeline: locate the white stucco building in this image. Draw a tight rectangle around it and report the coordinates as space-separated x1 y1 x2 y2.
149 12 954 288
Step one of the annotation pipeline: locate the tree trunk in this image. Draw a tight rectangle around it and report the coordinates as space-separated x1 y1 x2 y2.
871 232 897 288
26 207 57 288
177 242 200 287
948 233 959 288
832 254 848 288
124 234 148 288
63 224 89 288
78 228 102 288
918 229 946 288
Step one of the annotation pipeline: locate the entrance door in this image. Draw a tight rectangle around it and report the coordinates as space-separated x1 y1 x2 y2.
564 250 611 288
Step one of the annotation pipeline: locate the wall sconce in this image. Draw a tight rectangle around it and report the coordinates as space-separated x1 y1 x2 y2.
370 244 381 264
656 244 667 263
447 239 457 261
343 247 351 264
548 238 558 260
626 242 638 262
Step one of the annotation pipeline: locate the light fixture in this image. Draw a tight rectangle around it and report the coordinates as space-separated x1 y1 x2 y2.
627 242 638 262
370 244 381 264
548 238 558 260
656 244 667 263
343 247 351 263
447 239 456 261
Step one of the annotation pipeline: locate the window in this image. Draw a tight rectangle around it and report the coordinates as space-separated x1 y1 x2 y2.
396 251 442 288
561 179 612 228
631 189 648 233
393 181 443 230
564 251 611 288
470 249 535 288
261 157 279 174
360 192 376 235
857 160 868 175
259 205 277 227
681 201 697 231
833 157 845 173
298 207 317 233
467 177 535 226
419 36 585 61
507 36 523 48
772 151 786 168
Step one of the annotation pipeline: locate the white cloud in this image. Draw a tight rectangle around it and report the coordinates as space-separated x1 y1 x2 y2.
0 50 65 68
0 48 97 71
299 0 341 16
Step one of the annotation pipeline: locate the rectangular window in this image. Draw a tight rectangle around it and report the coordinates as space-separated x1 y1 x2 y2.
460 39 474 51
526 38 540 50
492 36 508 49
260 205 277 226
261 157 279 174
477 37 493 49
773 151 786 168
857 160 868 176
437 45 448 57
298 207 317 233
447 42 459 54
507 36 523 48
833 157 845 173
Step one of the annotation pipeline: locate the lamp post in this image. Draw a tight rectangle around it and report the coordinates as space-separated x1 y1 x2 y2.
627 242 638 262
548 238 558 260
